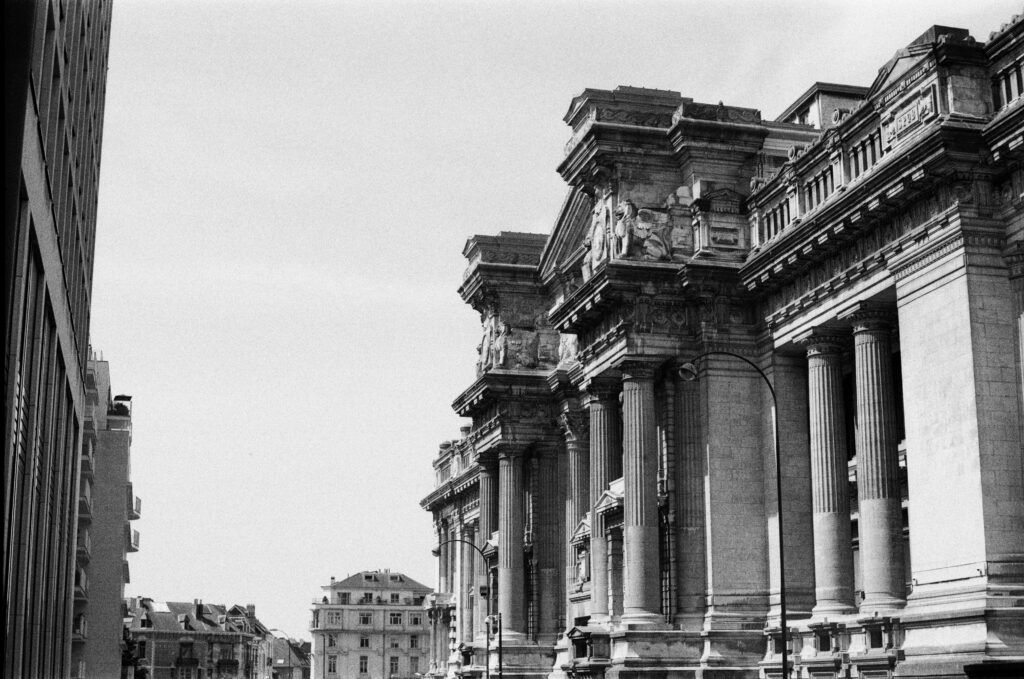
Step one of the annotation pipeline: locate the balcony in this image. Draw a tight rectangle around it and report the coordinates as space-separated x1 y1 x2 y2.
126 528 140 553
78 482 93 522
77 530 91 563
72 616 87 642
127 485 141 520
74 569 89 601
80 444 94 479
123 559 131 584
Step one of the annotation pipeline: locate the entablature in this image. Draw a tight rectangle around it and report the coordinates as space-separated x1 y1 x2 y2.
451 371 560 457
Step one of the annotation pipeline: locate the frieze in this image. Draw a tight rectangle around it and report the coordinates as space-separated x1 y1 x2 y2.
594 107 675 128
877 57 936 109
763 188 959 323
673 101 761 124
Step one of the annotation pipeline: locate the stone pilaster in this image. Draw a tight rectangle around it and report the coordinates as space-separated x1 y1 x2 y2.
560 409 589 621
498 448 526 637
849 306 905 611
674 375 706 629
586 379 620 623
803 332 856 614
438 522 450 594
621 361 663 625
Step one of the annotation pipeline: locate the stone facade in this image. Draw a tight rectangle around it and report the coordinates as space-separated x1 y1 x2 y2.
422 15 1024 679
309 570 432 679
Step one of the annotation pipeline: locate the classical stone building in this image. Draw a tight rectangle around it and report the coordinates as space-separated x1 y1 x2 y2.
309 570 432 679
422 15 1024 679
4 2 113 677
71 354 142 678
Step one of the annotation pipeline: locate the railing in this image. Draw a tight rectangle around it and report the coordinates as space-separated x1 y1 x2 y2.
127 486 141 520
78 481 93 518
77 530 91 560
126 526 140 552
72 617 87 641
74 569 89 600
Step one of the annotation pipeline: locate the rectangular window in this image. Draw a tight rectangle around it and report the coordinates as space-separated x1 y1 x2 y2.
410 657 419 674
390 592 400 603
390 656 400 675
409 635 419 649
177 669 195 679
359 656 369 674
360 612 372 625
410 614 422 626
339 592 350 604
362 592 374 603
328 655 338 674
389 612 402 625
328 611 342 625
390 637 400 648
360 636 370 648
328 633 337 647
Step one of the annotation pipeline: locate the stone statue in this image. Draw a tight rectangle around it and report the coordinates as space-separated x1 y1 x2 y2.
491 322 509 369
613 199 634 258
557 333 579 366
477 312 496 374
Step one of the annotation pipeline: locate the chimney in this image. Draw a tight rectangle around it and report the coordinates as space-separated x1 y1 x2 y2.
194 599 203 619
246 603 255 618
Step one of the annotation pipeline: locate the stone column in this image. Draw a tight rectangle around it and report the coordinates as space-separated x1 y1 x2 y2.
535 445 562 637
561 409 589 618
438 522 450 594
674 375 706 628
497 448 526 637
803 332 856 614
586 380 620 623
849 307 905 610
476 460 496 640
620 361 663 624
608 528 624 619
461 522 476 643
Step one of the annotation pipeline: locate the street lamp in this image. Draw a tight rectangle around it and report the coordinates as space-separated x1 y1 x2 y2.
678 351 789 679
437 539 493 679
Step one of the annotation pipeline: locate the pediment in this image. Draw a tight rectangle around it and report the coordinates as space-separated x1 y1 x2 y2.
594 477 624 516
538 185 593 283
569 514 591 544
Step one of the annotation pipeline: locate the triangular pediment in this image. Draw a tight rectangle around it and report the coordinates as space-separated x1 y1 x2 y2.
570 514 591 544
538 185 593 283
594 477 624 516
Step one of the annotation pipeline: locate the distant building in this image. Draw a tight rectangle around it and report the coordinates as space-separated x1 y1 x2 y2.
4 2 113 677
262 631 311 679
124 598 266 679
71 354 141 677
310 570 432 679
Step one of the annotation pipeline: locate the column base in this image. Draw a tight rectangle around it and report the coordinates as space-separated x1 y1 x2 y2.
619 610 669 629
811 601 857 618
859 594 907 615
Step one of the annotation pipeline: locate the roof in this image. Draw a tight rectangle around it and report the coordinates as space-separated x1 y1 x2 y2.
775 82 870 122
126 598 262 635
327 570 432 592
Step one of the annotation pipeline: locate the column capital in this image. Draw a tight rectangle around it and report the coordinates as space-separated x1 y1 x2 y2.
582 374 621 403
559 409 589 443
796 328 849 356
838 301 896 333
496 444 528 461
619 359 660 382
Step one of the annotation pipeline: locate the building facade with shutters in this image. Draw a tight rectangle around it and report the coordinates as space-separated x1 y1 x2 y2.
310 570 432 679
422 15 1024 679
4 2 113 677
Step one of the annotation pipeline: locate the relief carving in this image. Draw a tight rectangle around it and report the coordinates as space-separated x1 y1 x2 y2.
613 200 673 261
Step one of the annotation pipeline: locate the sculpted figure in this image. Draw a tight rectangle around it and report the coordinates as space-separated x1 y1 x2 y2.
613 200 635 258
589 200 609 270
491 322 509 368
557 333 579 366
477 312 495 374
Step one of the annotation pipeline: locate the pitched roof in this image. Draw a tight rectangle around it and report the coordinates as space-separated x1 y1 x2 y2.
328 570 432 592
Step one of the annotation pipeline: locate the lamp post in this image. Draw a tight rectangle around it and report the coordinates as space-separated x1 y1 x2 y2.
437 538 492 679
678 351 789 679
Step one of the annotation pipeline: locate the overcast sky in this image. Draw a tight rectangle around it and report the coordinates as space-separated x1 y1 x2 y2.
91 0 1021 640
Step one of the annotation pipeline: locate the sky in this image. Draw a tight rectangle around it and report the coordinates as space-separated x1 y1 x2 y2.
91 0 1022 640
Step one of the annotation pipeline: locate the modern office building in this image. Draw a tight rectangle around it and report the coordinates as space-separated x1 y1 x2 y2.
310 570 432 679
71 354 141 678
4 2 113 677
423 14 1023 679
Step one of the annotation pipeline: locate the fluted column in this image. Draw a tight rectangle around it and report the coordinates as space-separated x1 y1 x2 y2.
586 379 620 623
621 361 663 624
804 332 855 614
461 522 475 643
476 460 496 640
438 522 450 594
674 374 706 628
497 449 526 636
850 307 905 610
561 409 589 615
535 445 562 636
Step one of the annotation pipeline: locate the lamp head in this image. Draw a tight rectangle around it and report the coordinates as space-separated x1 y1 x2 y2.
678 362 699 382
